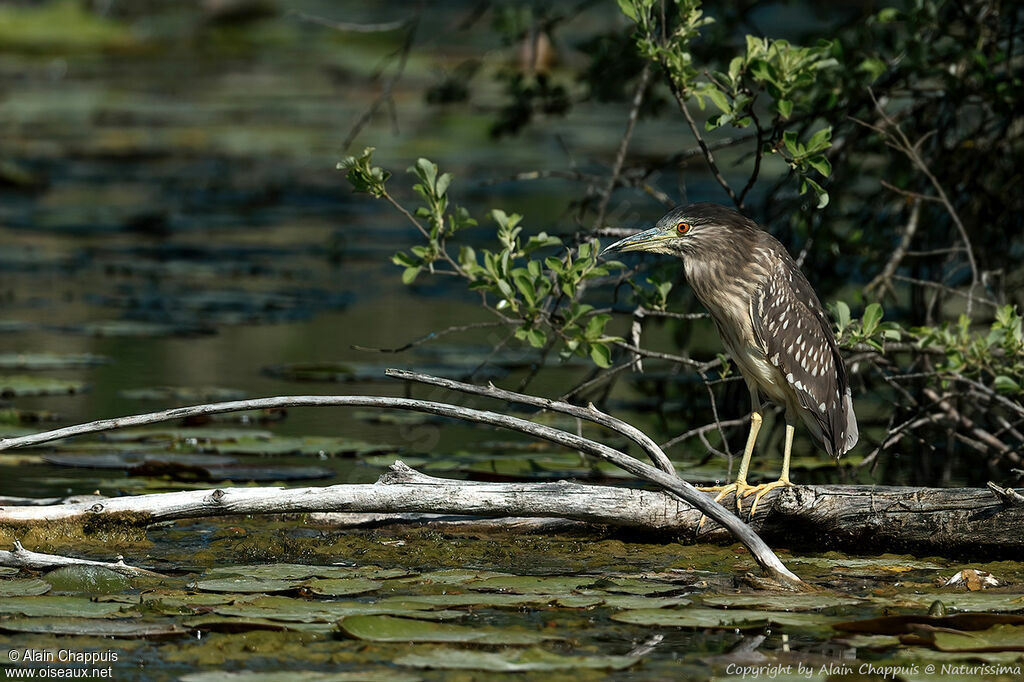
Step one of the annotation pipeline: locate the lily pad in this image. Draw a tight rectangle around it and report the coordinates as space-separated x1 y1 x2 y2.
212 596 463 623
203 564 411 581
0 617 187 638
339 615 558 644
263 362 506 383
42 452 238 470
181 671 422 682
923 624 1024 652
395 647 639 671
0 353 108 370
0 596 136 618
67 320 214 337
834 612 1024 635
879 593 1024 613
119 386 247 402
43 566 131 593
103 428 275 443
0 578 51 597
701 594 864 611
612 607 837 630
194 577 298 594
209 435 394 457
299 578 382 597
0 375 87 397
380 594 565 609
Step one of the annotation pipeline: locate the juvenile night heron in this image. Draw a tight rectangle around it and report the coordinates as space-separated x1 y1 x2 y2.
603 203 858 514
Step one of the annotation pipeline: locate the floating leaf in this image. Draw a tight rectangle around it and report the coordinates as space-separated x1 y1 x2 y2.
612 607 837 630
212 596 462 624
877 593 1024 613
834 612 1024 635
0 578 51 597
340 614 558 644
204 564 412 581
0 596 135 618
0 353 108 370
0 617 187 638
194 577 298 594
43 566 131 593
396 647 638 671
119 386 247 402
181 671 421 682
300 578 382 597
0 375 87 397
701 594 864 611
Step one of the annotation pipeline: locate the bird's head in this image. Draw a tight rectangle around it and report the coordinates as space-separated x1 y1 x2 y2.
600 202 759 259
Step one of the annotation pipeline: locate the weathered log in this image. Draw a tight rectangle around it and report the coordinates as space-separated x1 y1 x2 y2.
2 462 1020 557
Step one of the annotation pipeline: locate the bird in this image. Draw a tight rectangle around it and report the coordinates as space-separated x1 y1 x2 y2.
602 202 857 515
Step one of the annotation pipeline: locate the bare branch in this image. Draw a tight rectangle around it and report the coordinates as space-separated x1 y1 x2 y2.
385 368 676 476
866 198 921 298
0 390 804 587
0 540 164 578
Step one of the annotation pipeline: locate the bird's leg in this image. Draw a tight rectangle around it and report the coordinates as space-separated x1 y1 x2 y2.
742 420 795 517
698 389 763 526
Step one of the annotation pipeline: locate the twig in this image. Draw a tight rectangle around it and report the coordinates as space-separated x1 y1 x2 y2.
661 417 749 451
594 63 651 230
866 198 921 298
386 368 676 476
342 17 419 151
856 92 981 315
0 540 165 578
666 85 739 207
613 341 718 371
352 320 507 353
0 388 804 587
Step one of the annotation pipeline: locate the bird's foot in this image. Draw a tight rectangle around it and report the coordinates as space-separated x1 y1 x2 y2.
740 477 792 517
696 481 760 530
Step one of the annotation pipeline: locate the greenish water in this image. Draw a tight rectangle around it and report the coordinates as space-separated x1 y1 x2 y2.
0 2 1021 680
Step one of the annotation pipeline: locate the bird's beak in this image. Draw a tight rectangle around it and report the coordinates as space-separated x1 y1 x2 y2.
600 227 667 256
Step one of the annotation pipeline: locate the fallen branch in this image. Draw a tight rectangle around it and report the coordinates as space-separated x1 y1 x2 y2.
0 385 805 589
0 540 165 578
4 465 1023 557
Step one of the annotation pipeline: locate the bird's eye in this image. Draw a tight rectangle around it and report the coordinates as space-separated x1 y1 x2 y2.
676 222 691 235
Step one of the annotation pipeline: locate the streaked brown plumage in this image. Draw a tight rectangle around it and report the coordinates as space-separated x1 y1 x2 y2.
603 202 857 513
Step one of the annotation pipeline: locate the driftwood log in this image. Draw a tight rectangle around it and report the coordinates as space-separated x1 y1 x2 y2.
2 462 1022 558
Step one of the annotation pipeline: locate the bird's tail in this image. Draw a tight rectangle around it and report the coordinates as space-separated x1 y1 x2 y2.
835 388 858 458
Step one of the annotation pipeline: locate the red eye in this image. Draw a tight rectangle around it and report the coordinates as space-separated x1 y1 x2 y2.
676 222 691 235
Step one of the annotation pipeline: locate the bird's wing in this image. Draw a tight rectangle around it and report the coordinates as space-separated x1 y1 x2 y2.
751 248 856 457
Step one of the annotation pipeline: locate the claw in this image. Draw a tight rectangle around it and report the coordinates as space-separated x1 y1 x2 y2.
696 481 759 530
740 478 792 517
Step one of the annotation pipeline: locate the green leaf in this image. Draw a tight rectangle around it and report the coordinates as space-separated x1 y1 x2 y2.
589 343 612 368
584 314 611 340
526 329 547 348
862 303 883 336
402 267 421 285
782 130 799 156
994 376 1022 394
616 0 638 22
777 99 793 118
807 155 832 177
806 127 833 152
705 87 731 114
435 171 453 198
833 300 851 332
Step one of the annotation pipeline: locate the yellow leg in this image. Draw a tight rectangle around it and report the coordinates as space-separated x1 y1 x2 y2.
742 421 795 516
698 392 763 529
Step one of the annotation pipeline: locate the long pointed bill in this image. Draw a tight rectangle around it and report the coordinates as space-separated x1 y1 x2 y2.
600 227 668 256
